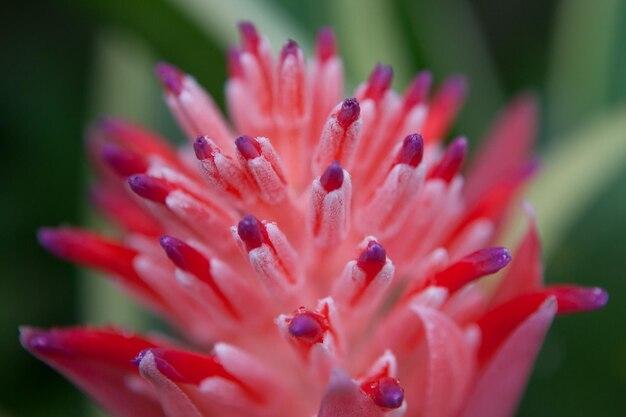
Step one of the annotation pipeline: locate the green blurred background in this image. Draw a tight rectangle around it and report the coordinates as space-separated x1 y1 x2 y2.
1 0 625 416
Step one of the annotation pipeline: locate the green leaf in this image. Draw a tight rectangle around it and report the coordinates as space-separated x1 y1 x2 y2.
528 105 626 258
547 0 623 137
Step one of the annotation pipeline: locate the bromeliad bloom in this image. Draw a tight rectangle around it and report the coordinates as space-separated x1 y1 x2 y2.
22 23 607 417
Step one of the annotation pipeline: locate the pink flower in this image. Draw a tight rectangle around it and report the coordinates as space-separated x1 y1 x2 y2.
22 23 607 417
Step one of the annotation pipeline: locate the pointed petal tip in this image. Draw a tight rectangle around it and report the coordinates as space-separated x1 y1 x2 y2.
357 241 387 278
237 214 265 251
235 135 261 160
101 144 148 177
227 47 244 78
404 70 432 107
550 286 609 314
396 133 424 167
484 247 512 273
288 312 324 343
280 39 300 61
316 27 336 63
193 136 210 160
19 327 70 357
337 98 360 129
320 161 344 192
155 62 184 96
127 174 171 204
365 64 394 101
238 21 260 53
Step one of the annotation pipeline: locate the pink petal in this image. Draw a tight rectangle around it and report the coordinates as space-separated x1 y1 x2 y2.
460 297 557 417
21 327 166 417
411 306 475 417
464 93 538 204
138 351 204 417
317 368 385 417
490 204 543 307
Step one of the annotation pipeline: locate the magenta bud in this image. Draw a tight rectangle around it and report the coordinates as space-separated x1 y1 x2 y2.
193 136 211 160
159 235 211 276
235 135 261 160
337 98 360 129
370 377 404 409
127 174 171 204
396 134 424 167
365 64 393 101
20 328 70 357
320 161 344 192
316 27 336 63
429 136 467 183
237 215 265 251
131 348 149 366
239 21 260 53
404 70 432 108
288 313 323 343
101 144 148 177
155 62 184 95
227 47 244 78
475 247 512 274
280 39 300 61
357 241 387 278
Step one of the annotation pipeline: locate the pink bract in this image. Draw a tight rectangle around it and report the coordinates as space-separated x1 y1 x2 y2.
22 22 607 417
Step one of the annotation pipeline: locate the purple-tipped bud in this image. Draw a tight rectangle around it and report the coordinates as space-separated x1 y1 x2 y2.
404 70 432 108
131 348 150 366
239 21 260 53
357 241 387 278
320 161 344 192
20 328 70 356
193 136 211 160
235 135 261 160
227 47 244 79
396 134 424 167
337 98 360 129
429 137 468 183
364 64 393 101
316 27 336 63
127 174 172 204
431 247 512 293
101 144 148 177
237 215 265 251
549 286 609 314
280 39 300 61
367 377 404 409
288 313 323 343
472 247 512 275
155 62 184 96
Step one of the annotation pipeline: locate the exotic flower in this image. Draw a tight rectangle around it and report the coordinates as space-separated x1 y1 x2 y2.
22 23 607 417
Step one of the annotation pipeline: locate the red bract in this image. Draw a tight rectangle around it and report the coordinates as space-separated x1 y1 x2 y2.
23 22 606 417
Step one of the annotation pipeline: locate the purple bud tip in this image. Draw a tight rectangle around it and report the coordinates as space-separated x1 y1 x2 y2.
280 39 300 61
131 348 150 366
127 174 171 204
320 161 344 192
227 48 244 78
155 62 184 95
583 287 609 310
440 75 468 99
37 228 61 255
337 98 360 129
288 313 323 343
429 136 468 183
375 378 404 409
235 135 261 160
20 328 69 356
475 247 512 275
365 64 394 100
396 133 424 167
404 70 432 108
239 21 260 53
101 144 148 177
193 136 211 160
237 214 265 251
357 241 387 278
159 236 187 270
316 27 336 63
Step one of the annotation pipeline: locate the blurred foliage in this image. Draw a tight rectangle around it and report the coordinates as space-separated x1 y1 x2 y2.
1 0 625 416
